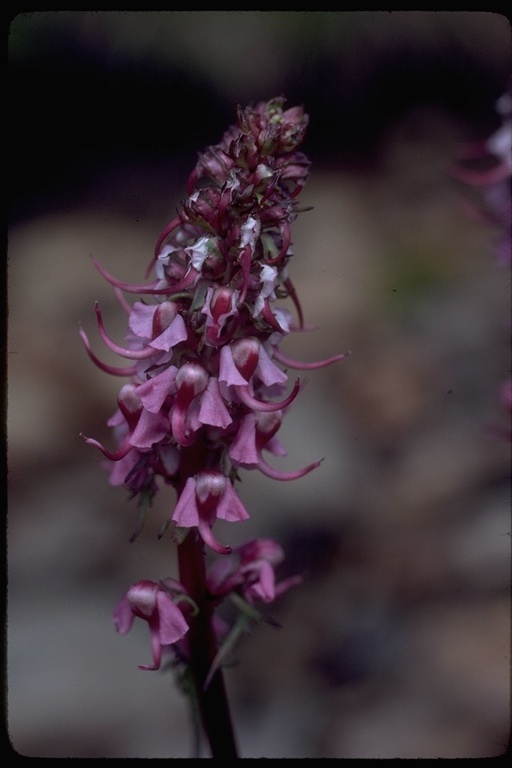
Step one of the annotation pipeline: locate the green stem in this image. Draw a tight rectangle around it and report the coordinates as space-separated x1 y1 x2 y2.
178 530 239 758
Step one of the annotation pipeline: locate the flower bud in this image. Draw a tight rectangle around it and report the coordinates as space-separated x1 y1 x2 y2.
152 301 179 338
195 470 228 515
175 362 209 400
230 337 260 381
118 384 143 429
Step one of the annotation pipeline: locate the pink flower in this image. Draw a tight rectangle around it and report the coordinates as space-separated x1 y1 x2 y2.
207 538 302 604
128 300 188 351
82 384 170 460
228 410 322 481
172 471 250 554
201 285 240 346
170 362 209 446
218 338 300 413
113 580 189 670
135 365 178 414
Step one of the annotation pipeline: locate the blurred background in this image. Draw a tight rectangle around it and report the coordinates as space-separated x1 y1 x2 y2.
7 11 511 758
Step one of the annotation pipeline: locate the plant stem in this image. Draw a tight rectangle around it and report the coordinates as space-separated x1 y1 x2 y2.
178 528 239 758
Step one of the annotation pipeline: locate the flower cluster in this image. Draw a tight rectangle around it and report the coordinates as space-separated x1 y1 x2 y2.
112 531 303 671
82 97 344 670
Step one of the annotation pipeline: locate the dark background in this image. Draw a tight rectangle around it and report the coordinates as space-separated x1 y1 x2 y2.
7 11 511 758
9 11 508 224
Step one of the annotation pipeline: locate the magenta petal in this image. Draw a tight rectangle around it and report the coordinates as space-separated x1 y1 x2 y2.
128 302 157 338
130 408 169 449
228 413 259 465
219 345 248 387
150 314 188 351
156 592 189 645
112 596 135 634
186 397 203 434
172 477 199 527
159 443 180 476
170 402 197 447
265 436 288 457
273 574 303 599
238 538 284 565
249 561 276 602
106 408 125 428
139 616 162 671
206 555 238 594
216 482 250 522
199 377 232 428
136 366 178 414
256 344 288 386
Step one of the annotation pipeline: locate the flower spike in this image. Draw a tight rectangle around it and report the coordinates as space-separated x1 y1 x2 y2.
82 99 347 735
